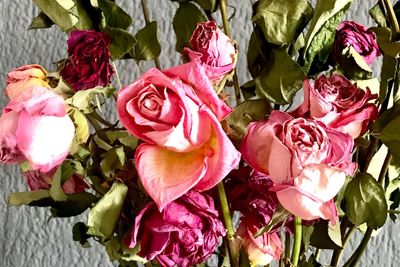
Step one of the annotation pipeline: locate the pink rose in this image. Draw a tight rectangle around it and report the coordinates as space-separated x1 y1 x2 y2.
124 190 225 267
60 30 114 91
333 21 381 65
294 75 378 139
237 222 282 266
184 21 236 82
23 169 88 194
241 111 356 222
0 86 75 172
117 61 240 210
6 64 49 100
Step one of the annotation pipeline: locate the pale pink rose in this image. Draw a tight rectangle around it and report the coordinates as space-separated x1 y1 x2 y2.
241 111 356 222
184 21 236 82
117 61 240 210
6 64 49 100
293 75 378 139
0 86 75 172
237 222 282 266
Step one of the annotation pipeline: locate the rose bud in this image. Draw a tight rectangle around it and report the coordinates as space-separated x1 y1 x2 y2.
23 169 88 194
237 221 282 266
60 30 114 91
184 21 236 83
333 21 381 65
241 111 356 223
117 61 240 210
0 86 75 172
6 64 49 100
293 75 378 139
124 190 226 267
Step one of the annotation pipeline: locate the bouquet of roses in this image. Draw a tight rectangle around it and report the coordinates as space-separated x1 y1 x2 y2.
2 0 400 266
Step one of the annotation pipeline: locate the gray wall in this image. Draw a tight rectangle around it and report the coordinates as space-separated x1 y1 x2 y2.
0 0 398 266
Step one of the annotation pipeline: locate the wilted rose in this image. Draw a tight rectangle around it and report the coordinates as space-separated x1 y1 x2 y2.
125 190 225 267
0 86 75 171
23 169 88 194
117 61 240 210
293 75 378 139
184 21 236 82
333 21 381 65
237 221 282 266
6 64 48 100
60 30 114 91
241 111 356 223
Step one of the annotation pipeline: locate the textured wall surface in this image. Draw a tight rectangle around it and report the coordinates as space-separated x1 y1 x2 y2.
0 0 399 266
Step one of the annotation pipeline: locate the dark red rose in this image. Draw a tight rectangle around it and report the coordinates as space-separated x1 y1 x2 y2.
60 30 114 91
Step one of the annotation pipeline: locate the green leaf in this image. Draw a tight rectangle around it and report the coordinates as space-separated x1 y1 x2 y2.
338 46 372 79
50 167 69 201
100 146 126 178
105 130 138 148
369 2 387 28
253 0 313 45
226 99 272 137
254 206 290 238
255 48 305 104
105 26 137 60
87 181 128 239
66 86 116 113
302 0 352 72
33 0 79 31
310 221 342 249
72 222 91 247
68 108 90 144
173 3 207 52
344 173 387 229
8 190 51 206
51 192 98 217
132 21 161 61
371 27 400 58
69 0 95 30
195 0 217 11
90 0 132 29
29 12 54 30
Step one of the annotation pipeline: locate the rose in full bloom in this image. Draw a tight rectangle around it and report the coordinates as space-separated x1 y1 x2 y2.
6 64 48 100
117 61 240 210
0 86 75 171
237 221 282 266
60 30 114 91
241 111 356 223
293 75 378 139
333 21 381 65
124 190 225 267
184 21 236 82
23 169 88 194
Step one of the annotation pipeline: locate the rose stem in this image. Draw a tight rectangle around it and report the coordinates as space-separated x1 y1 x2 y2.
140 0 161 69
291 217 302 267
331 223 355 267
217 182 239 267
219 0 241 105
382 0 400 34
112 61 123 93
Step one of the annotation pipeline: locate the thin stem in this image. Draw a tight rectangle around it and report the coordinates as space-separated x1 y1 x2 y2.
90 111 115 128
219 0 241 105
217 182 239 267
331 226 356 267
361 137 378 173
282 232 291 267
140 0 161 69
291 217 302 266
382 0 400 33
343 228 373 267
378 152 392 185
86 113 102 132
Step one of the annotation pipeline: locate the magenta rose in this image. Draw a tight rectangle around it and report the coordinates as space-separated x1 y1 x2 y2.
333 21 381 65
293 75 378 139
241 111 356 223
23 169 88 194
60 30 114 91
0 86 75 171
184 21 236 82
117 61 240 210
124 190 225 267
